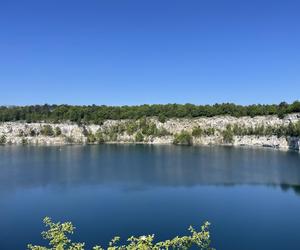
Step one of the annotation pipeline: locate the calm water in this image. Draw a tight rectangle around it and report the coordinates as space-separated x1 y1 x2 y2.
1 145 300 250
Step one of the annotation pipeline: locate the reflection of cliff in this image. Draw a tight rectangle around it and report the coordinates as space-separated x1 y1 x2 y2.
0 145 300 193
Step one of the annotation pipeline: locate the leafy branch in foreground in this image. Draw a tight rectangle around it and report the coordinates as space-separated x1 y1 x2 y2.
27 217 214 250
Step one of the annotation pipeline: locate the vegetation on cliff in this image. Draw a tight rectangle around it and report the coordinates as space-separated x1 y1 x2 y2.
28 217 213 250
173 131 193 145
1 101 300 123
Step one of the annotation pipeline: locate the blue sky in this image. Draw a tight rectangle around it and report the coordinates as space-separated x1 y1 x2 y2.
0 0 299 105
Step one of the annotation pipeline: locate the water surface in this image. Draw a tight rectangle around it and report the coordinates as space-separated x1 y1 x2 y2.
0 145 300 250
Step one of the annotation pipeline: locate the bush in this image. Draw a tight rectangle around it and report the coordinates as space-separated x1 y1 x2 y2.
141 122 158 136
158 114 166 123
155 127 170 137
125 121 139 135
173 131 193 145
55 127 62 136
203 128 215 136
40 125 54 136
28 217 213 250
95 130 105 143
222 125 234 144
0 135 6 144
87 133 97 143
135 132 144 142
192 127 203 137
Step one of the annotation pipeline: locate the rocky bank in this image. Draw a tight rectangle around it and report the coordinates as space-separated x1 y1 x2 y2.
0 113 300 151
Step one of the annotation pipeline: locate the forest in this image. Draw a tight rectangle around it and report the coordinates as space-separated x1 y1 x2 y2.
0 101 300 124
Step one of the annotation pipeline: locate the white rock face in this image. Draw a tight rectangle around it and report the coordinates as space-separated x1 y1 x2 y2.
0 113 299 151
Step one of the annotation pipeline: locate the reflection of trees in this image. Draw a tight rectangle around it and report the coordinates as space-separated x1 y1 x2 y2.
0 145 300 193
280 184 300 196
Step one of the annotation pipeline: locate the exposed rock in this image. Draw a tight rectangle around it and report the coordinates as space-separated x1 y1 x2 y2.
0 113 299 151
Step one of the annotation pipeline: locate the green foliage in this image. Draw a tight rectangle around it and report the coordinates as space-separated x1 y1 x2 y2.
158 114 166 123
229 121 300 138
135 132 144 142
192 127 203 137
125 121 139 135
173 131 193 145
55 127 62 136
140 122 157 136
95 130 105 143
87 133 97 143
154 127 170 137
1 101 299 123
0 135 6 144
40 125 54 137
28 217 84 250
222 125 234 144
28 217 214 250
203 128 215 136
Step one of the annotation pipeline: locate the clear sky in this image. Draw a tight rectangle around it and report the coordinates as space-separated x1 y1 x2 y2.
0 0 299 106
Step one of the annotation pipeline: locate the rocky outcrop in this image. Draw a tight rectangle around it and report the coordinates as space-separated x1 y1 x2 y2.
0 113 299 151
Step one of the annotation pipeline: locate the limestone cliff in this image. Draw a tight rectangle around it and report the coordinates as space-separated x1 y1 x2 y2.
0 113 299 151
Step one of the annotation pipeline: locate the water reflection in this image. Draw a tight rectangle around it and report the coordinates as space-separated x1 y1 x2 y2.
0 145 299 193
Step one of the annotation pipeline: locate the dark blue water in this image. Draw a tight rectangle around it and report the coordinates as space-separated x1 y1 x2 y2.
0 145 300 250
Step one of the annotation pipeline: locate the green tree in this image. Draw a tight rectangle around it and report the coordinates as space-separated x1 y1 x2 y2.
158 114 166 123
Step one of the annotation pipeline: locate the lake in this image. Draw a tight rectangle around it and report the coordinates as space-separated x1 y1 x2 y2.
0 145 300 250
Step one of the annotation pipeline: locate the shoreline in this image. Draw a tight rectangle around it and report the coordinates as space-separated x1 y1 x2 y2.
0 141 299 153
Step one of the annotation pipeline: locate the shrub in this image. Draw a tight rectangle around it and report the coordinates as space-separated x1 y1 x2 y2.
158 114 166 123
87 133 97 143
40 125 54 136
173 131 193 145
222 125 234 144
141 122 158 136
135 132 144 142
28 217 214 250
125 121 139 135
203 128 215 136
108 132 118 141
95 130 105 143
55 127 62 136
192 127 203 137
0 135 6 144
155 127 170 137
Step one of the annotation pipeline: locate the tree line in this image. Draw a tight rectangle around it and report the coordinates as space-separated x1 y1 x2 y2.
0 101 300 123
